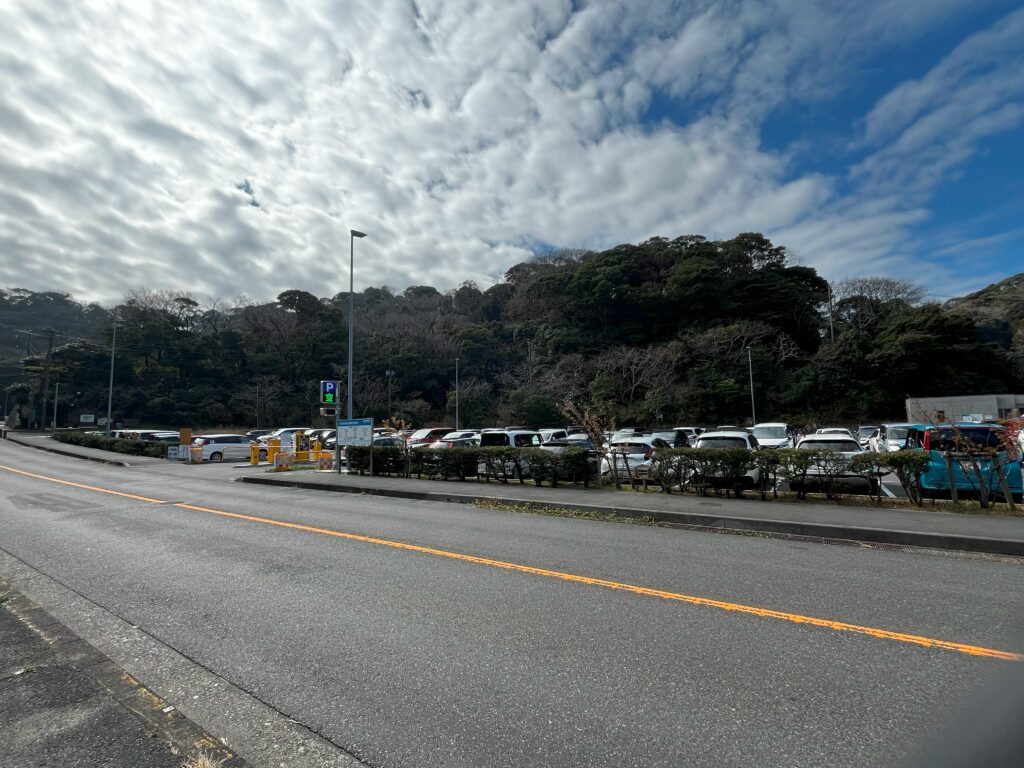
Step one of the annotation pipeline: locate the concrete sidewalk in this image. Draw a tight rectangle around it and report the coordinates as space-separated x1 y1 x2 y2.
241 469 1024 556
0 578 245 768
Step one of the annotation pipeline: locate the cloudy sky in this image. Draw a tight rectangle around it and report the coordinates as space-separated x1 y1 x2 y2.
0 0 1022 304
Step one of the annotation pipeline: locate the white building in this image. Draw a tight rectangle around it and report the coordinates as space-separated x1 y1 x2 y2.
905 394 1024 424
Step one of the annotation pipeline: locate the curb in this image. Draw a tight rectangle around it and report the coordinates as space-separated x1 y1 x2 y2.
0 576 248 767
4 433 133 467
239 475 1024 558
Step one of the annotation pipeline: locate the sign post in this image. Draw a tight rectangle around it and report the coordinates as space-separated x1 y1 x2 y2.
336 417 373 474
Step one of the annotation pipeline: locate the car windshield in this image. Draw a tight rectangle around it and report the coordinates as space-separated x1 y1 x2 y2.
753 426 787 439
698 437 747 449
886 427 909 440
479 433 509 447
611 442 650 454
858 427 878 437
799 440 861 452
409 429 434 439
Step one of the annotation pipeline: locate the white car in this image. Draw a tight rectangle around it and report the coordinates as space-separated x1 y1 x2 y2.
539 428 569 442
192 433 253 462
816 427 856 440
694 431 761 488
752 422 793 448
429 431 480 449
793 434 874 494
869 423 914 453
601 436 672 478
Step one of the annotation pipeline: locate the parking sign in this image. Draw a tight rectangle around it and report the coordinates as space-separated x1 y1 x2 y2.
320 380 340 404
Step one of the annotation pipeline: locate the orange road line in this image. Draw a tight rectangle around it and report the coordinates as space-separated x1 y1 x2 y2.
0 464 167 504
2 463 1021 661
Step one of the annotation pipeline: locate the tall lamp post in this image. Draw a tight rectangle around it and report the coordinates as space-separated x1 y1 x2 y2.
347 229 367 420
454 357 460 430
105 317 120 435
747 346 756 426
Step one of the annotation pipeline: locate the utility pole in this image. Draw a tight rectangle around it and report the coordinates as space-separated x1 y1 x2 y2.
256 380 260 429
3 386 9 424
40 331 55 431
52 381 59 432
747 346 756 426
385 369 394 419
105 318 119 435
455 357 460 430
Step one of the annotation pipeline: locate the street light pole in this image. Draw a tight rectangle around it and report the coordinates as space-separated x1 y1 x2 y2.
455 357 459 430
106 318 119 436
347 229 367 421
747 346 756 426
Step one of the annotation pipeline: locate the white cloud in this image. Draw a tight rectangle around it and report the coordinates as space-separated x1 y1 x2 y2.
0 0 1018 304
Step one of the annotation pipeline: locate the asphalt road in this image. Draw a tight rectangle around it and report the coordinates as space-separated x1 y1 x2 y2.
1 439 1023 767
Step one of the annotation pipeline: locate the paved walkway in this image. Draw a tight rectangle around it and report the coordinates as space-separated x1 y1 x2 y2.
241 467 1024 549
0 578 245 767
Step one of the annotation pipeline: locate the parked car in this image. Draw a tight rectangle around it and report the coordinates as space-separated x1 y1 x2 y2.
857 425 880 449
648 429 691 448
245 429 273 441
429 431 480 449
816 427 856 440
539 428 569 442
192 433 253 462
257 427 312 445
674 426 705 440
256 427 312 459
870 423 914 453
601 436 672 478
693 430 761 488
479 429 543 448
406 427 454 447
903 424 1023 501
751 423 794 448
792 433 874 494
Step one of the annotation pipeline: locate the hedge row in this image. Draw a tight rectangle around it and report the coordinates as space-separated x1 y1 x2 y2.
341 444 941 504
648 447 931 502
52 431 170 458
345 446 595 487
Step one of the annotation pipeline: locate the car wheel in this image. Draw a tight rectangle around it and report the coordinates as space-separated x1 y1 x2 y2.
210 451 223 462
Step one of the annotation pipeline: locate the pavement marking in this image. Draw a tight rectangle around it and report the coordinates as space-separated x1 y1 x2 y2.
0 464 166 504
2 462 1022 662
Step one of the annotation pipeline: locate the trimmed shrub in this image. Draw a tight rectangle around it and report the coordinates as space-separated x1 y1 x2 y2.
880 452 930 506
52 431 168 458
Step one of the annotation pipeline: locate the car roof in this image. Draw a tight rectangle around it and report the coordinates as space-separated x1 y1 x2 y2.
754 422 788 428
697 431 751 439
799 434 860 441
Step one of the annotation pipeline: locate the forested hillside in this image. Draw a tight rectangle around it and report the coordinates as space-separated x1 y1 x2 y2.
3 234 1021 429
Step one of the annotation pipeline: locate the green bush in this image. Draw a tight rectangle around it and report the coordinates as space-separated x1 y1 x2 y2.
650 448 693 494
52 431 168 458
776 448 818 500
850 452 886 502
880 452 930 506
752 449 782 500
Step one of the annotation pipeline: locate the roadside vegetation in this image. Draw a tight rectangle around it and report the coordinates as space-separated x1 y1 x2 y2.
2 236 1021 431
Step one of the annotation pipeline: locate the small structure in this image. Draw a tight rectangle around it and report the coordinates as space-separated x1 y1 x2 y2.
906 394 1024 424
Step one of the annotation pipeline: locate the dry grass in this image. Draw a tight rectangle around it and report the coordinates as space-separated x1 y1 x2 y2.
181 752 225 768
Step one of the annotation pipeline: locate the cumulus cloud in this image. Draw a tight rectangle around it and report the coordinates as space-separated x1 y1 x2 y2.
0 0 1019 304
